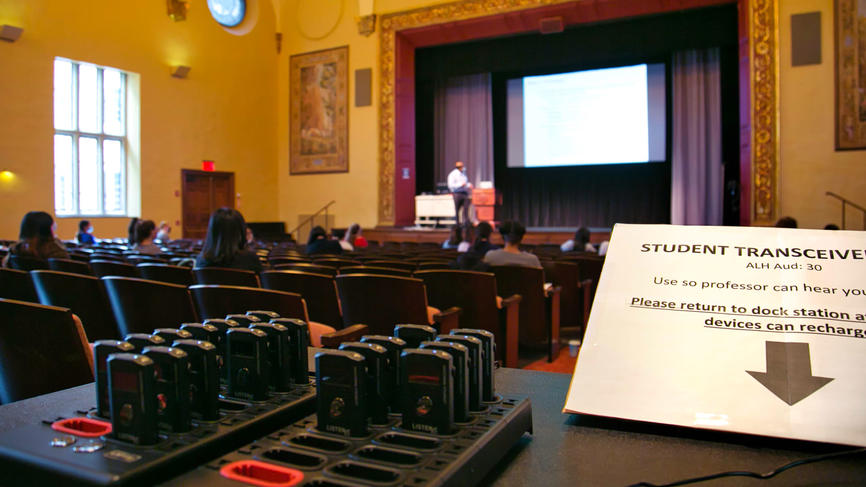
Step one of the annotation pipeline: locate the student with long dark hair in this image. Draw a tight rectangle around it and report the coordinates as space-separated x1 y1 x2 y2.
132 220 160 255
195 208 262 272
305 225 342 255
3 211 69 267
127 217 139 246
561 226 596 253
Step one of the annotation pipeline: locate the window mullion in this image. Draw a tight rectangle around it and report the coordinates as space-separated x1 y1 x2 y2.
97 68 105 214
73 133 80 216
72 64 80 216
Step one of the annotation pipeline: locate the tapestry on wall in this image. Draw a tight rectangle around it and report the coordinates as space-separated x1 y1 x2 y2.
836 0 866 149
290 46 349 174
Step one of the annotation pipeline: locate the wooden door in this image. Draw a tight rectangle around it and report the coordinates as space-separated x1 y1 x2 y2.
181 170 235 238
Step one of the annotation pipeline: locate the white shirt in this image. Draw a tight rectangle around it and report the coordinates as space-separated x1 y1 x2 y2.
447 168 470 193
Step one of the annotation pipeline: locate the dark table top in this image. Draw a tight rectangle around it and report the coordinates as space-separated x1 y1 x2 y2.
1 369 864 486
487 368 866 486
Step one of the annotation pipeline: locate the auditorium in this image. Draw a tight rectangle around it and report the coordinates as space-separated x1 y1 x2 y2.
0 0 864 485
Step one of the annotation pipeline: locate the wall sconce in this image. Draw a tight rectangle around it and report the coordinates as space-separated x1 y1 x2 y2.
170 65 191 79
0 170 16 182
357 15 376 37
167 0 190 22
0 24 23 43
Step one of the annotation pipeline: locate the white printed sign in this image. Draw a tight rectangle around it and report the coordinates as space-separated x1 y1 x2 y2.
564 224 866 446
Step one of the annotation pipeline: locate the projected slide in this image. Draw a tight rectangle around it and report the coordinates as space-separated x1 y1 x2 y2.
506 63 666 167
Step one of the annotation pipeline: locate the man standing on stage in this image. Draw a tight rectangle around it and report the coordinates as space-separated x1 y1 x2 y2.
447 161 473 226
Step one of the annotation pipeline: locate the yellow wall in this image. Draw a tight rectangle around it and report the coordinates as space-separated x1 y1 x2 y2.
276 0 451 236
0 0 278 240
2 0 862 241
778 0 866 229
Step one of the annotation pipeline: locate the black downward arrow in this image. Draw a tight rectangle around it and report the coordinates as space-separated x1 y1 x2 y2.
746 341 833 406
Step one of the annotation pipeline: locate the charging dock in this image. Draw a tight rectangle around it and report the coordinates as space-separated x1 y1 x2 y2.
163 394 532 486
0 385 316 485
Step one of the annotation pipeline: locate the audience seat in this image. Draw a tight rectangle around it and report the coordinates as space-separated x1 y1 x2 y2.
137 263 194 287
90 259 137 278
189 284 308 322
273 263 337 277
320 324 369 348
416 269 521 367
0 299 93 403
193 267 261 287
335 274 460 336
31 270 120 341
188 284 339 347
361 260 417 272
260 270 343 329
542 260 592 334
102 277 198 335
313 258 362 269
268 257 310 266
559 254 604 303
490 265 561 362
0 268 38 303
338 265 412 278
125 255 167 265
415 261 453 271
6 255 49 271
47 257 93 276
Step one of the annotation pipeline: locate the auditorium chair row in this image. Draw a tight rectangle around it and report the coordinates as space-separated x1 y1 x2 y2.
0 296 367 405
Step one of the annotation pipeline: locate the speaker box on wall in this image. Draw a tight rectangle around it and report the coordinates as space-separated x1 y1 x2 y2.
355 68 372 107
791 12 821 66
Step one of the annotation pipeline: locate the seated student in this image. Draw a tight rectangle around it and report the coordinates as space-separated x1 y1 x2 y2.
156 221 171 243
306 225 343 256
341 223 367 251
457 224 474 252
471 221 498 256
442 224 463 249
195 208 263 272
454 222 499 271
483 220 541 268
244 226 262 250
132 220 161 255
2 211 69 267
76 220 95 245
351 223 368 249
561 226 596 253
775 216 798 228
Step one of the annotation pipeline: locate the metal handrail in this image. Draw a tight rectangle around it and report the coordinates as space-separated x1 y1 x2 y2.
288 200 336 240
825 192 866 230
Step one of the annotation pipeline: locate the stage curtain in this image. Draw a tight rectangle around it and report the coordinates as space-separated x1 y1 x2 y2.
434 73 494 189
671 48 722 225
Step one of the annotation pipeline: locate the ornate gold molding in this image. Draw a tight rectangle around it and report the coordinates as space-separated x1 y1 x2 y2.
377 0 575 225
750 0 777 224
378 0 779 226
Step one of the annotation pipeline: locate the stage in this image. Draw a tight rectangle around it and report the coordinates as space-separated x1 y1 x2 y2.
364 226 612 246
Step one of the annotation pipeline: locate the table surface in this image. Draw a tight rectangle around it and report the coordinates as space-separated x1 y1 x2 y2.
1 369 864 486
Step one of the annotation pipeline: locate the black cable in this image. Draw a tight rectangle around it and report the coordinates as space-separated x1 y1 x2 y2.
628 447 866 487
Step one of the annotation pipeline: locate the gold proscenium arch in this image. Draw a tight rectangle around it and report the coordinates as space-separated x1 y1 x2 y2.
377 0 778 226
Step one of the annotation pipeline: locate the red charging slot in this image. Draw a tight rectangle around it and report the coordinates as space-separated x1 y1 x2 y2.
51 417 112 438
219 460 304 487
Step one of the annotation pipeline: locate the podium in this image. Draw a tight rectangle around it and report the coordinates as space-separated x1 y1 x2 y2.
473 187 496 224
